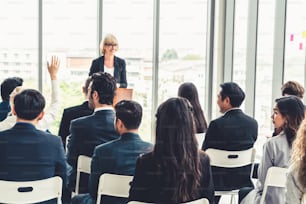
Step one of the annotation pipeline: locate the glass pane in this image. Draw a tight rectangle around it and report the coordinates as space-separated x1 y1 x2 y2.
284 0 305 86
233 0 249 111
104 0 153 141
0 0 38 88
233 0 248 92
159 0 208 116
43 0 97 133
255 0 276 146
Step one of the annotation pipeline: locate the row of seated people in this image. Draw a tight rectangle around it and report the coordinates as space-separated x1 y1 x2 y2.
0 55 305 203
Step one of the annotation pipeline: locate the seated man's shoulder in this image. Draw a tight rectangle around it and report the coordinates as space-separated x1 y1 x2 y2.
70 114 93 125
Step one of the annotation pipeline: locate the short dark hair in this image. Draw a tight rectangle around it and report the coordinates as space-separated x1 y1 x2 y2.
90 72 116 105
1 77 23 101
115 100 142 129
84 76 92 95
14 89 45 120
281 81 304 99
220 82 245 107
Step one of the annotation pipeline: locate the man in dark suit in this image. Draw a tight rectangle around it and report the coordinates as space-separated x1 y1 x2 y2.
58 76 93 149
0 89 67 204
201 82 258 203
0 77 23 121
67 72 119 194
71 100 153 204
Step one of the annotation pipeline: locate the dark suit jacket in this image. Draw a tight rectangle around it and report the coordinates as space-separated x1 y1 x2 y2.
58 101 93 149
89 56 127 88
0 122 67 204
86 133 153 204
0 101 10 122
128 152 215 204
67 109 119 193
202 109 258 191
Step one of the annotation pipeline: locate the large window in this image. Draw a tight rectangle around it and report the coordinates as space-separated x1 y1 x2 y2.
103 0 153 140
284 0 305 87
0 0 38 88
255 0 276 140
43 0 97 133
158 0 208 115
232 0 248 92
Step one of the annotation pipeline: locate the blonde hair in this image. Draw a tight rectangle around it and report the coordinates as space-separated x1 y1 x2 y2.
99 34 119 55
291 118 306 188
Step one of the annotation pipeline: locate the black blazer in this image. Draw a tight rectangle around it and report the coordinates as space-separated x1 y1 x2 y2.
128 152 215 204
89 56 127 88
58 101 93 149
67 109 119 193
0 122 67 204
202 109 258 190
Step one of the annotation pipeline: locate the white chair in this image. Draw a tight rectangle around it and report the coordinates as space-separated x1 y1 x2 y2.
0 176 62 204
205 148 256 204
96 173 133 204
128 198 209 204
259 166 287 204
75 155 92 195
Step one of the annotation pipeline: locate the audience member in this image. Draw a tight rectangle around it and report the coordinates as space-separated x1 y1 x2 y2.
286 119 306 204
272 80 306 136
281 80 305 99
58 76 93 149
89 33 127 88
201 82 258 204
128 97 214 204
67 72 119 194
0 89 67 204
0 56 61 132
241 96 305 204
72 100 153 204
0 77 23 122
178 82 207 133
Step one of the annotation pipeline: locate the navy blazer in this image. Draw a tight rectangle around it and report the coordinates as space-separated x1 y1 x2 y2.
0 122 67 203
128 152 215 204
83 133 153 204
202 109 258 191
67 109 119 193
58 101 93 149
89 56 127 88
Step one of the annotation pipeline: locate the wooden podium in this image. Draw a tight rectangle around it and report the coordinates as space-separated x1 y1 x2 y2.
113 88 133 106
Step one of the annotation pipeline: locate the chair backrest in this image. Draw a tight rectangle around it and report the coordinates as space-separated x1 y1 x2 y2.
0 176 62 204
205 147 256 179
195 133 205 149
259 166 287 204
128 198 209 204
75 155 92 194
96 173 133 204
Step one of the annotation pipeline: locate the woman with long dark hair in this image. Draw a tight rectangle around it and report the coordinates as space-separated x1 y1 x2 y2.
178 82 207 133
241 96 305 204
128 97 214 203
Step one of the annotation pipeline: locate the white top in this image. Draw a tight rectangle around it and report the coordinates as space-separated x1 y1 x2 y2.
104 65 114 76
0 80 61 131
